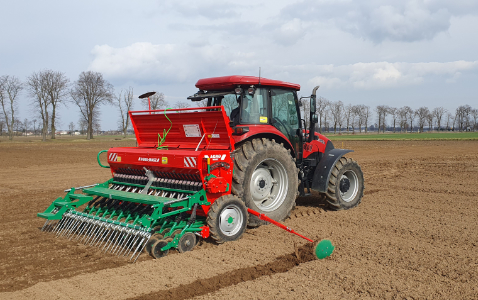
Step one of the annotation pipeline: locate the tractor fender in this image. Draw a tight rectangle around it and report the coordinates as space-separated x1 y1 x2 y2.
310 148 353 193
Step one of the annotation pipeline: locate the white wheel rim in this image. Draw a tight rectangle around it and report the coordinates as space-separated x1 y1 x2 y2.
249 158 288 212
219 205 244 236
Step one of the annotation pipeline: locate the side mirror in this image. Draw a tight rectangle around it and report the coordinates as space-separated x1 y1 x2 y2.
310 97 316 113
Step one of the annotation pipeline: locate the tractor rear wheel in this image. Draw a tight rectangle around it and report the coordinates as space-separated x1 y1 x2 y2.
207 194 248 244
325 157 364 210
232 138 298 227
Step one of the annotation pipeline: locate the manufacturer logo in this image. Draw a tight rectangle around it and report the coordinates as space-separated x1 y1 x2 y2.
138 157 160 163
184 156 197 168
204 154 227 161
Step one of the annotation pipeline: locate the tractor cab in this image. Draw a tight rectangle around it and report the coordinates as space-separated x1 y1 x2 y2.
188 76 303 155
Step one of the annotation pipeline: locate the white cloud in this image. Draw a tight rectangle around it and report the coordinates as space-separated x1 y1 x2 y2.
89 42 478 91
273 18 308 46
89 42 257 84
306 60 478 89
282 0 478 42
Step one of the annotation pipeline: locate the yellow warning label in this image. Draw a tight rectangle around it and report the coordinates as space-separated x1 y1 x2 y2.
162 157 168 164
260 116 268 123
117 156 121 162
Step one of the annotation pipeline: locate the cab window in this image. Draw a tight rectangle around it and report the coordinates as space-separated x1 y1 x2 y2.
271 89 299 140
240 88 269 124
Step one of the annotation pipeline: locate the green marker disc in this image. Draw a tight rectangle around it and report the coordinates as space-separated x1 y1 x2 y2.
315 239 334 259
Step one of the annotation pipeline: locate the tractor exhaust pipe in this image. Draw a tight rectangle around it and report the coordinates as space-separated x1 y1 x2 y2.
308 86 319 143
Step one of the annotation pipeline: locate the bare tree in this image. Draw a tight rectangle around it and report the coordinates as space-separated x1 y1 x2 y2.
362 105 371 133
455 105 472 131
432 107 446 131
195 99 208 107
445 112 454 131
470 108 478 131
68 121 75 135
41 70 69 139
345 104 353 132
407 107 415 132
78 118 87 134
355 105 366 133
32 118 37 136
23 118 30 136
415 107 430 133
426 112 434 132
14 119 23 136
26 71 50 141
113 87 134 138
330 101 344 133
323 107 330 133
375 105 389 133
94 121 101 136
0 76 23 140
71 71 113 140
388 107 398 133
316 96 328 133
173 101 190 109
350 105 361 133
398 107 408 132
142 92 167 110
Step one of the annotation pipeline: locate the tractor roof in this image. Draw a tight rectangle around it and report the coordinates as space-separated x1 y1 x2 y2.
195 75 301 91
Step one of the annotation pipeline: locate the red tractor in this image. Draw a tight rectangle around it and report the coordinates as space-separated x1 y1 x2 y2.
189 76 364 226
38 75 363 261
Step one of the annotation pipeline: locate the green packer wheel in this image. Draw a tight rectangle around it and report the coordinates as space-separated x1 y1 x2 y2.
315 239 334 259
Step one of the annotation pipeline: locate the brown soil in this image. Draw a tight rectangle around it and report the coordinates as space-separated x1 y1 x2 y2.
0 139 477 299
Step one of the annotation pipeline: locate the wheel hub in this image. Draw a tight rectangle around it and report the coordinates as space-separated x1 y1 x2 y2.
339 178 350 193
339 170 359 203
259 179 266 189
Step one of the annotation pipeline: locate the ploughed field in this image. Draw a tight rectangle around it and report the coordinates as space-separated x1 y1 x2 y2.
0 139 477 299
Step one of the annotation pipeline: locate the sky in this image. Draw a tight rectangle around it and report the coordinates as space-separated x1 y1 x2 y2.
1 0 477 130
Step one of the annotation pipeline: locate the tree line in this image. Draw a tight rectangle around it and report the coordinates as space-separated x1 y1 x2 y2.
0 70 191 141
300 97 477 134
1 71 477 141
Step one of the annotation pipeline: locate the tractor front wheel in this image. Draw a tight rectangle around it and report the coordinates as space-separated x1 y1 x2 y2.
232 138 298 227
207 194 248 244
325 157 364 210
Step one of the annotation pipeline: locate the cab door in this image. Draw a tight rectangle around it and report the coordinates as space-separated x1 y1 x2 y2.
270 89 301 154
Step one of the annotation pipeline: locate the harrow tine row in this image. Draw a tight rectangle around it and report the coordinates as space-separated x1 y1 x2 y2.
42 207 152 262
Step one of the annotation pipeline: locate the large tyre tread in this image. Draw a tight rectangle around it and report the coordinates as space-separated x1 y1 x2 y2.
325 157 364 210
231 138 298 227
